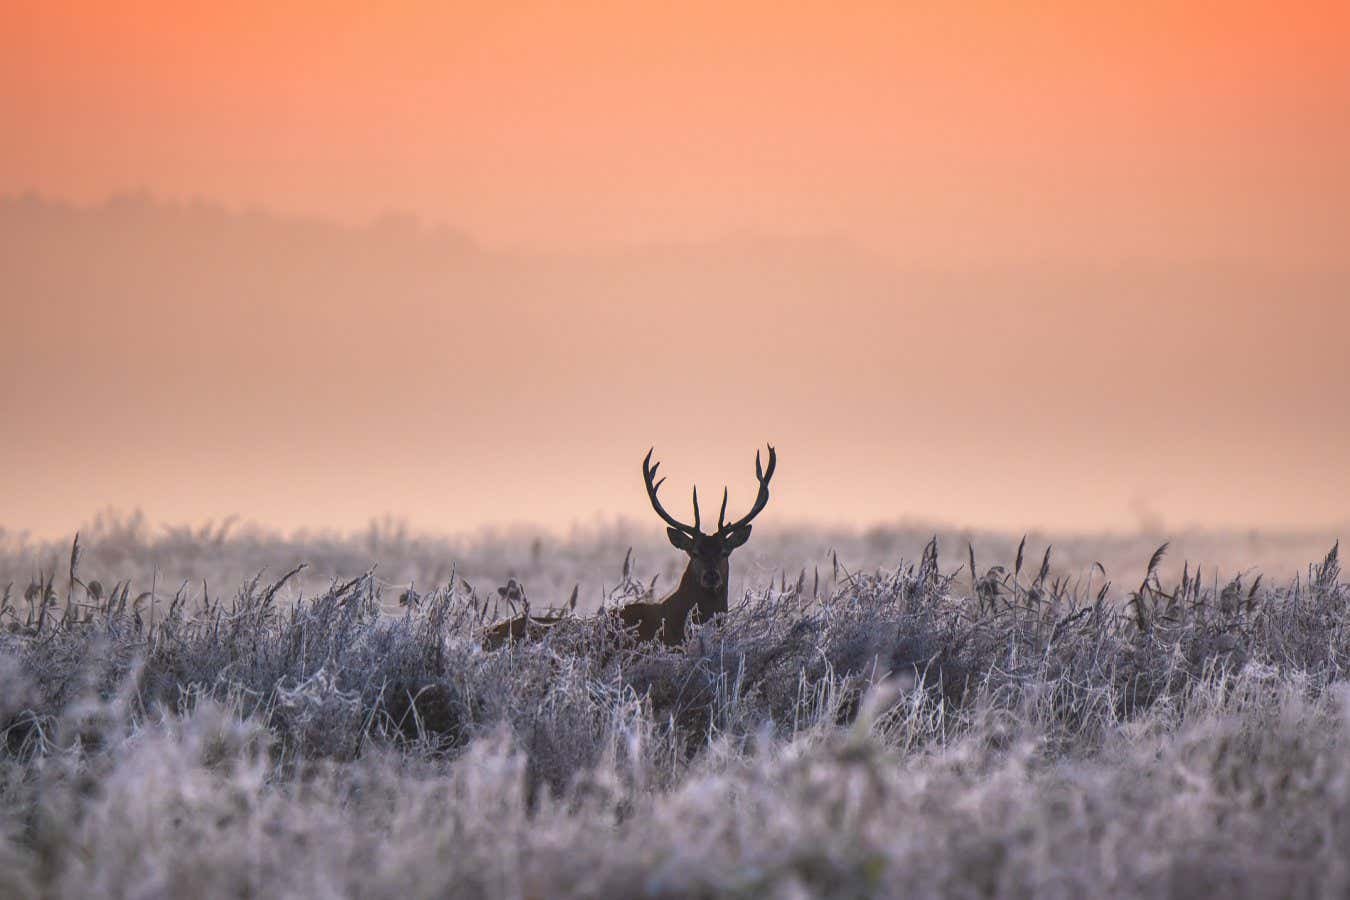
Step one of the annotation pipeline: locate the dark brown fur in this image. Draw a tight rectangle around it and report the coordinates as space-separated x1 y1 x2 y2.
480 611 568 650
608 555 730 645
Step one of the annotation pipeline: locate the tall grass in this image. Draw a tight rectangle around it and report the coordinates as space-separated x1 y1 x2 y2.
0 529 1346 898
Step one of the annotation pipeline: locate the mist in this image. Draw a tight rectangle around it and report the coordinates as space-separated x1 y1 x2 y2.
3 194 1347 539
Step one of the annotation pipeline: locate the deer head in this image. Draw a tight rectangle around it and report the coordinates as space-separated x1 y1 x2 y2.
642 445 777 627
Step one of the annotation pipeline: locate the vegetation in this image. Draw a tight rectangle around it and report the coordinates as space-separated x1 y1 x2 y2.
1 523 1347 898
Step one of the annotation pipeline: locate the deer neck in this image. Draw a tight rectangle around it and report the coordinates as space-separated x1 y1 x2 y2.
673 563 727 620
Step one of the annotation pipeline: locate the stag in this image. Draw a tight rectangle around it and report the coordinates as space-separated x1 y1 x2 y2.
479 445 777 649
610 445 776 645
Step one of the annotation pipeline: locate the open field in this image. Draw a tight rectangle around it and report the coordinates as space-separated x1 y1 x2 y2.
10 5 1348 899
1 519 1347 898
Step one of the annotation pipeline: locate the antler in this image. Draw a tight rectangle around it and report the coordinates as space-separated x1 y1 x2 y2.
643 448 701 535
717 445 777 534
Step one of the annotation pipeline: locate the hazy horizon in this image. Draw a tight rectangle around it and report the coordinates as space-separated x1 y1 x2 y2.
3 193 1348 541
5 3 1349 540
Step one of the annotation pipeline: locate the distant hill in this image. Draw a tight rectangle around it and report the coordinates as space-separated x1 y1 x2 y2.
2 193 1348 537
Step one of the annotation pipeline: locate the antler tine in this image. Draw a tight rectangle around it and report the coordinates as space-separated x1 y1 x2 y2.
691 485 701 533
756 445 777 482
717 486 729 531
643 447 698 534
718 444 777 534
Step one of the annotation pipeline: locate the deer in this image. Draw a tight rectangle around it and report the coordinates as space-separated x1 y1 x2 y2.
479 445 777 649
480 581 577 650
608 444 776 645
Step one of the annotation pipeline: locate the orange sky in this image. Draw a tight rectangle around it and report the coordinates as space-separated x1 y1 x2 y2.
7 2 1349 261
2 2 1349 539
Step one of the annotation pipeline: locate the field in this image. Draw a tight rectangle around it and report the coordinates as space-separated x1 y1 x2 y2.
1 515 1347 898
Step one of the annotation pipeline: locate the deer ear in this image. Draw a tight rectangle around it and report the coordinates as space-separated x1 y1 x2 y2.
722 524 752 551
667 528 696 551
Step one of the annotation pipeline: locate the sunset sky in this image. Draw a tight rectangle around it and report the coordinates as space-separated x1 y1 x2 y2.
3 2 1348 539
